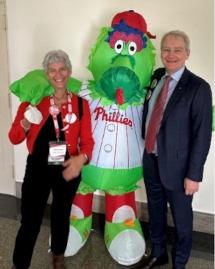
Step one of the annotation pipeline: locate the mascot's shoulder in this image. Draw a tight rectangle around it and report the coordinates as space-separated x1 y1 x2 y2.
78 81 92 101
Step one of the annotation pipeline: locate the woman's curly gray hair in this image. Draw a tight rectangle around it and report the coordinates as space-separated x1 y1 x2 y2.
42 50 72 72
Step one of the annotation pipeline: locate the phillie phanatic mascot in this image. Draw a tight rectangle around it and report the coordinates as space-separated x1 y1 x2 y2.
65 10 155 265
9 10 155 266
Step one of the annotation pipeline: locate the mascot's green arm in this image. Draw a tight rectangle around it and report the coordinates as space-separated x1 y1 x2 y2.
9 69 81 105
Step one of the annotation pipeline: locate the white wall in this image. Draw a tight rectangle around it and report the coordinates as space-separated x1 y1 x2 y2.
6 0 214 214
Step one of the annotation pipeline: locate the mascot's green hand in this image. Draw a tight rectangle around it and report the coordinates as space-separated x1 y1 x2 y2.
10 69 81 105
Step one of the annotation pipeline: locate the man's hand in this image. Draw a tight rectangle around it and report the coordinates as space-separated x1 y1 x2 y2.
62 154 87 181
184 177 199 196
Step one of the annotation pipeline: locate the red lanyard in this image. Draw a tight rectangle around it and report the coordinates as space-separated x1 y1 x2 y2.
49 93 72 141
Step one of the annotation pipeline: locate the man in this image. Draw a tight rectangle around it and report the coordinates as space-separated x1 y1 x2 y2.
141 30 212 269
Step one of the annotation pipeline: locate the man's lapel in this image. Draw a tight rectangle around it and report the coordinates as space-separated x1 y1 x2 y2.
162 68 190 124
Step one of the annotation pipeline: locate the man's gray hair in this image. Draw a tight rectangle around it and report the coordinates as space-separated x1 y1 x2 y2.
161 30 190 51
42 50 72 72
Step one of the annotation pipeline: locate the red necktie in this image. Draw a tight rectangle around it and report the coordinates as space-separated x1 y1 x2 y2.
145 76 171 154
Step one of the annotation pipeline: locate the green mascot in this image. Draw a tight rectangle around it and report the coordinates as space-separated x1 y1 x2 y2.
65 10 156 265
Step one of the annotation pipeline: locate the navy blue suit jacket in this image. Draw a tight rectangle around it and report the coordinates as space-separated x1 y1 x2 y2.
142 67 212 190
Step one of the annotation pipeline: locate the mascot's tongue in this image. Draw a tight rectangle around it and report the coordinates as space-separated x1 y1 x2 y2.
116 88 124 105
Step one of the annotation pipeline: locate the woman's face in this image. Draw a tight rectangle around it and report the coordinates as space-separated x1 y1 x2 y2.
46 62 71 91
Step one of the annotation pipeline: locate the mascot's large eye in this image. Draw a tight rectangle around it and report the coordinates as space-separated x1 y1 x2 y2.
114 40 124 54
128 42 137 55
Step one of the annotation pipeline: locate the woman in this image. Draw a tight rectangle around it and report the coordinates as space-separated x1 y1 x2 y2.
9 50 94 269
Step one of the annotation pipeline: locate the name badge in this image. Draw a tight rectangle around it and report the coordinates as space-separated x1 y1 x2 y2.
48 141 67 165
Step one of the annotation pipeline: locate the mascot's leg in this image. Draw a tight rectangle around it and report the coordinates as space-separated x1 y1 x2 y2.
104 191 145 266
64 192 93 256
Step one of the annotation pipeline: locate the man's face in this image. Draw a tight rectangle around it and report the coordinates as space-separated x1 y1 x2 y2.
161 35 190 75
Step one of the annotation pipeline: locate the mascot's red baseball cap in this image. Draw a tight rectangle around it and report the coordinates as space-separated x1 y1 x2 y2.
111 10 155 38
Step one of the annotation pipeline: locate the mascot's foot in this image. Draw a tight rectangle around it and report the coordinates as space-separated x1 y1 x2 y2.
105 220 145 266
64 216 92 257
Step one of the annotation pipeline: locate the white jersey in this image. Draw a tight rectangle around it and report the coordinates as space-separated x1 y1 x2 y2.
80 82 144 170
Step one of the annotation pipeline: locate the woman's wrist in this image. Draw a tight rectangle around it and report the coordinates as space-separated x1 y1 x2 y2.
20 119 31 132
80 153 88 164
83 154 88 162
